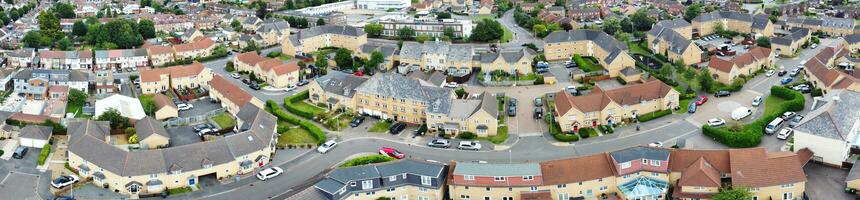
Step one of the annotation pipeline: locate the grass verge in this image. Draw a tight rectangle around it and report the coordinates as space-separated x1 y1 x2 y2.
278 128 316 145
368 121 392 133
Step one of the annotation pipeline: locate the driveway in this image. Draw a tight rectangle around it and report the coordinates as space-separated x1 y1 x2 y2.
687 90 762 126
804 163 853 200
0 172 42 200
166 126 203 147
179 99 222 118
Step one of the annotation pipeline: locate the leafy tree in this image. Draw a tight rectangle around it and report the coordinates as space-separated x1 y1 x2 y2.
443 27 457 39
315 52 329 69
22 31 43 48
397 27 415 40
0 11 10 26
470 18 504 42
436 12 452 19
334 48 353 69
364 23 384 38
316 18 325 26
231 19 241 30
53 2 77 18
72 21 88 37
97 108 129 129
366 50 385 70
560 22 573 31
699 68 714 92
69 89 88 105
37 10 61 44
630 9 655 31
554 0 565 6
416 34 432 43
684 3 703 22
56 37 73 50
243 40 260 52
602 17 622 35
137 19 156 39
4 0 11 4
141 0 152 7
756 36 771 48
712 188 752 200
255 2 269 19
532 24 548 38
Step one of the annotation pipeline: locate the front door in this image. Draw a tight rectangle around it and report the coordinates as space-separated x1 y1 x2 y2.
188 177 196 186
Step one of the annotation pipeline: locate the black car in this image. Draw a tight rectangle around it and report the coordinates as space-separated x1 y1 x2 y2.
534 107 543 119
12 146 27 159
714 91 731 97
193 124 212 132
250 84 261 90
389 122 407 135
565 62 578 68
349 116 365 127
297 79 310 86
777 70 788 76
242 78 252 85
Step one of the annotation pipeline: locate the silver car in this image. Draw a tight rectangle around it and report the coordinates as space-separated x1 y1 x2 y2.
427 139 451 148
458 141 482 151
317 140 337 153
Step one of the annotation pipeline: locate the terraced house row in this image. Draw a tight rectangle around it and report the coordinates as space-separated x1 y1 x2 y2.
691 11 774 38
5 37 218 69
290 146 810 200
233 52 301 88
553 80 679 132
543 30 636 77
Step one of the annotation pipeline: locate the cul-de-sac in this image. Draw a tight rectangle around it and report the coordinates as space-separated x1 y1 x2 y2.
0 0 858 199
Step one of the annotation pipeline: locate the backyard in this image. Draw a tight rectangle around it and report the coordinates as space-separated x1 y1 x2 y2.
277 128 316 145
210 113 236 129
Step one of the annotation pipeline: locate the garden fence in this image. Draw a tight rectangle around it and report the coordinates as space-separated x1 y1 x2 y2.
163 107 227 127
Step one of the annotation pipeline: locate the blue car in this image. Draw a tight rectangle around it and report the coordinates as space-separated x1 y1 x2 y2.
781 77 793 85
687 101 697 113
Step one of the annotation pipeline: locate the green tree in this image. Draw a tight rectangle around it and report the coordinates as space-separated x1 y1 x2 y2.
97 108 129 129
4 0 12 4
315 52 329 71
69 89 88 105
397 27 415 40
0 11 10 26
56 37 73 50
231 19 241 30
756 36 771 48
699 68 714 92
365 50 385 70
416 34 432 43
141 0 152 7
532 24 548 38
22 31 43 48
255 2 269 19
37 10 61 44
469 18 503 42
334 48 353 69
630 9 655 31
137 19 156 39
364 23 383 38
53 2 77 18
684 3 703 22
443 27 457 39
316 18 325 26
436 12 452 19
712 188 752 200
72 20 88 37
554 0 565 6
602 17 622 35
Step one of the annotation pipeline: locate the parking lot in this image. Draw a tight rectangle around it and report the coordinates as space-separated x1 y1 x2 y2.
686 89 764 126
167 126 204 147
178 97 223 118
0 147 43 200
343 117 495 151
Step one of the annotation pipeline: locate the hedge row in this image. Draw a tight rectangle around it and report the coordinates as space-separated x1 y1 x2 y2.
547 115 580 142
37 143 51 166
266 100 327 145
638 109 672 122
702 86 805 147
283 90 318 119
339 155 395 168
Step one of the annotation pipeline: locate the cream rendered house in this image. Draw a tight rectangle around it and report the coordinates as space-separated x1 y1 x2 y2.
793 89 860 167
553 80 679 132
139 62 213 94
398 40 475 77
707 47 775 84
692 11 774 37
353 73 453 124
308 71 368 111
647 19 703 66
478 48 537 74
426 92 499 137
543 30 635 77
281 25 367 56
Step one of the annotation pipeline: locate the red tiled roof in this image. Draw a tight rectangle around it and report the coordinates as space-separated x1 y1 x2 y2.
147 45 175 55
539 154 616 185
235 52 268 66
678 157 722 187
729 148 807 187
554 80 674 115
708 56 736 73
139 62 206 82
209 74 254 107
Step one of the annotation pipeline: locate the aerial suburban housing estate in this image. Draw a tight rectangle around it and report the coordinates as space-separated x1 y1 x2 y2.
281 25 368 56
233 52 301 88
426 92 499 137
399 40 475 77
647 19 703 66
692 11 774 37
707 47 775 84
772 28 812 56
543 30 636 77
793 89 860 167
353 73 453 124
478 48 538 75
139 62 213 94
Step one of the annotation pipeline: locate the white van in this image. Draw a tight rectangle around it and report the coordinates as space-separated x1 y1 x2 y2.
731 107 753 120
765 117 785 135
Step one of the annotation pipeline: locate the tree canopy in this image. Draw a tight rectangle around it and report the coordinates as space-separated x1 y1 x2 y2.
397 27 416 40
684 3 703 22
470 18 504 42
97 108 129 129
364 23 384 38
713 188 753 200
334 48 353 69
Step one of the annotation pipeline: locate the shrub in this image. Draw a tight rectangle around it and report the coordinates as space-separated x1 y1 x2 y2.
37 143 51 166
811 88 822 97
552 133 580 142
637 109 672 122
534 75 544 85
283 90 320 119
340 155 395 168
615 77 627 85
225 61 235 72
579 127 597 138
457 132 477 139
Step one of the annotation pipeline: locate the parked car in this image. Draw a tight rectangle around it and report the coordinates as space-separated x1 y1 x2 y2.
765 70 775 77
297 79 310 86
389 122 407 135
565 62 578 68
780 77 793 85
242 78 252 85
231 73 241 79
777 70 788 76
792 84 811 93
317 140 338 153
507 98 517 117
534 98 543 107
752 96 763 107
687 101 697 113
250 83 261 90
648 141 664 148
789 69 800 77
458 141 482 151
193 124 213 132
443 82 458 88
731 107 753 120
427 139 451 148
283 85 298 92
12 146 27 159
198 128 215 136
51 175 79 189
707 118 726 127
788 115 804 128
349 116 365 127
565 86 578 95
177 103 193 111
776 128 794 140
52 197 76 200
714 91 731 97
781 112 797 119
695 96 708 105
378 147 405 159
810 44 817 49
256 167 284 181
534 107 543 119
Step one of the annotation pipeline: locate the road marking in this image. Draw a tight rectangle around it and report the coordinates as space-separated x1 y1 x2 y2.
0 172 10 185
663 129 699 144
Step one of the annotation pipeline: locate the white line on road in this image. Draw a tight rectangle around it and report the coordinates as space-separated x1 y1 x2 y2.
0 172 10 185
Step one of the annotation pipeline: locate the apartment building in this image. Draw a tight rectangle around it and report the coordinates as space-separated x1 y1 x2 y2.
39 50 94 70
67 105 277 197
357 43 399 70
354 73 454 124
380 19 473 38
449 146 809 200
255 19 291 47
94 49 149 70
647 19 703 65
288 160 446 200
145 45 177 67
845 33 860 53
553 80 678 132
399 40 474 77
802 46 860 94
772 28 811 56
785 16 857 37
707 47 775 84
308 71 369 111
139 62 213 94
692 11 774 37
477 48 537 75
233 52 301 88
426 92 498 137
294 0 354 15
793 89 860 167
208 75 265 114
7 48 36 68
174 37 218 60
13 69 91 99
282 25 368 56
543 30 636 77
356 0 412 10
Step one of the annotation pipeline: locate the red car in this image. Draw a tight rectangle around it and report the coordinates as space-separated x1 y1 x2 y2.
695 96 708 105
379 147 405 159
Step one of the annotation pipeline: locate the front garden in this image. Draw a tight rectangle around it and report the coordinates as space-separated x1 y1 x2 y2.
702 86 805 147
572 55 606 73
265 100 327 147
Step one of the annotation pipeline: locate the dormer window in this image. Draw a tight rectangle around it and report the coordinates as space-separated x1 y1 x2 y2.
642 159 649 165
494 176 506 181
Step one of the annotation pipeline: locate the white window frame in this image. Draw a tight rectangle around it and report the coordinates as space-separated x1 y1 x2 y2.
494 176 506 181
464 175 475 180
389 176 397 182
361 180 373 190
523 175 534 181
421 176 432 185
621 161 631 169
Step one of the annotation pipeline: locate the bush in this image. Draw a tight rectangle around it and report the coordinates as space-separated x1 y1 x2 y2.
811 88 822 97
598 125 614 134
702 86 805 147
552 133 580 142
266 100 327 144
534 75 544 85
615 77 627 85
637 109 672 122
340 155 395 168
37 143 51 166
283 90 319 119
578 127 597 138
457 132 477 139
225 61 235 72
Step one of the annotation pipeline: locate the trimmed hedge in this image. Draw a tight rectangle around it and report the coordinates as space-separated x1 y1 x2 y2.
547 114 580 142
457 132 477 139
37 143 51 166
552 132 580 142
637 109 672 122
702 86 805 147
339 155 395 168
579 127 597 138
283 90 320 119
266 100 327 145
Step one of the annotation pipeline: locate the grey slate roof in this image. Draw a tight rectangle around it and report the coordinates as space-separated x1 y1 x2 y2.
453 162 541 176
544 30 629 63
654 19 691 29
479 48 536 64
329 165 381 183
400 40 474 63
134 116 169 140
375 159 445 177
848 161 860 181
354 73 453 114
256 20 290 33
693 11 772 30
795 90 860 140
314 71 368 98
846 34 860 44
313 159 446 197
19 125 52 140
8 48 35 57
648 24 693 55
314 178 346 194
447 92 498 119
359 43 398 58
620 67 642 76
772 28 810 46
294 25 365 41
609 146 671 163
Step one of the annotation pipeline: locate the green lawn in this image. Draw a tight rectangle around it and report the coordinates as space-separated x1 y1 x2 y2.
572 55 605 72
167 186 196 195
627 42 651 55
66 102 83 117
368 121 392 132
676 99 692 114
278 128 316 145
483 126 508 144
278 55 292 60
292 101 326 116
210 113 236 128
763 95 787 117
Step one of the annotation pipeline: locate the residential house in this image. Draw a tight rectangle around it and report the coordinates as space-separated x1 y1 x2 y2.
847 162 860 191
18 125 52 148
7 48 36 68
553 80 679 132
426 92 499 137
707 47 775 84
281 25 367 56
772 28 811 56
181 28 205 42
568 6 602 21
13 69 91 99
379 19 473 38
232 52 300 88
242 16 262 31
152 94 178 120
353 73 454 124
785 16 857 37
448 162 545 200
543 30 636 77
477 48 537 74
802 46 860 94
135 116 170 149
845 33 860 53
255 19 291 47
357 43 399 70
139 62 213 94
647 19 703 65
793 89 860 167
174 37 218 60
67 105 276 197
692 11 774 37
208 74 264 114
146 45 177 67
286 160 446 200
307 71 368 111
399 40 474 77
39 50 95 70
94 49 149 70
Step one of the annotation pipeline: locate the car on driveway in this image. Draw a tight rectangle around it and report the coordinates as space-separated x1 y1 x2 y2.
256 167 284 181
777 70 787 76
765 70 775 77
648 142 663 148
534 98 543 107
389 122 407 135
317 140 337 153
789 69 801 77
731 107 752 120
12 146 28 159
283 85 297 92
379 147 405 159
695 96 708 105
242 78 252 85
349 116 365 127
177 103 193 111
231 73 241 79
297 79 310 86
781 112 796 119
707 118 726 127
776 128 794 140
781 77 793 85
792 84 811 93
458 141 482 150
427 139 451 148
508 98 517 117
250 83 261 90
752 96 763 107
788 115 804 128
714 91 731 97
51 175 79 189
193 123 213 132
534 107 543 119
443 82 458 88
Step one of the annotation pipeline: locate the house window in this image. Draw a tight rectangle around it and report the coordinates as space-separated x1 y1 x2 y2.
621 162 631 169
623 174 630 179
390 176 397 182
783 192 793 200
421 176 431 185
558 193 569 200
361 180 373 189
502 197 513 200
464 175 474 180
651 160 661 166
387 187 395 192
349 181 356 187
419 187 427 192
749 187 760 192
494 176 506 181
652 172 659 177
642 159 649 164
418 197 429 200
486 187 490 191
600 186 608 191
530 186 538 191
557 184 566 188
523 175 534 181
460 195 471 200
484 197 491 200
781 183 794 188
